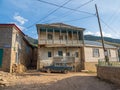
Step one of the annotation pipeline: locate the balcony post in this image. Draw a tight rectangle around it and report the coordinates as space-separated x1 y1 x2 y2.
66 29 68 44
72 30 73 44
46 28 48 44
53 28 55 44
60 29 61 44
38 28 40 44
77 30 78 44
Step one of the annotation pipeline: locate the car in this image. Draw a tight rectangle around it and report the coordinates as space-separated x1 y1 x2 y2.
43 62 72 73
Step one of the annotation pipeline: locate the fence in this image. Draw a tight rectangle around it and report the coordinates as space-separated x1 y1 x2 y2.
98 57 120 67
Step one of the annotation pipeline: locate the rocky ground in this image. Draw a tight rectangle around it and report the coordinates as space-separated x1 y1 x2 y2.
0 70 120 90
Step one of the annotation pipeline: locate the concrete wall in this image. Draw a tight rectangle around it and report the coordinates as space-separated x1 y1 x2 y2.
84 46 118 72
0 26 13 72
97 66 120 85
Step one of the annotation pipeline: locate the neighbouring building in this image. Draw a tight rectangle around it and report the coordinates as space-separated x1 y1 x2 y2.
36 23 118 72
0 24 37 73
84 40 118 71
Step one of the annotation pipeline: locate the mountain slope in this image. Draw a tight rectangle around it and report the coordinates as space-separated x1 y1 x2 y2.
84 35 120 47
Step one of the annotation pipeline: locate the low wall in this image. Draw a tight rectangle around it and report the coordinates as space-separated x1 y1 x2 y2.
84 62 97 72
97 66 120 85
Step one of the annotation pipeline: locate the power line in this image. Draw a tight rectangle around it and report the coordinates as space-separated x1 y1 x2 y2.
100 18 120 36
42 0 95 23
26 0 72 29
59 15 95 23
37 0 95 15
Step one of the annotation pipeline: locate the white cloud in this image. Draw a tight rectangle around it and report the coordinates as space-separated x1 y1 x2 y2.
84 31 94 35
13 13 28 25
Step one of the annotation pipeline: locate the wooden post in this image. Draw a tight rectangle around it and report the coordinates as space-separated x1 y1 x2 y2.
46 28 48 44
95 4 109 63
53 28 55 44
77 30 78 44
66 29 68 44
72 30 73 44
60 29 61 44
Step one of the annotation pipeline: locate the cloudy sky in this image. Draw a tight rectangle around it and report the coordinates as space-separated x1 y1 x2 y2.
0 0 120 39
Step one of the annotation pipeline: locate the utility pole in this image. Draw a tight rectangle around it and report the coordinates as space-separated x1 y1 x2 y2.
95 4 109 63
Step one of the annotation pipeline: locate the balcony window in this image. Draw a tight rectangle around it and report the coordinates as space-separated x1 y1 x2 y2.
75 52 79 57
58 51 63 56
48 51 52 57
66 52 70 56
93 48 100 57
48 34 53 40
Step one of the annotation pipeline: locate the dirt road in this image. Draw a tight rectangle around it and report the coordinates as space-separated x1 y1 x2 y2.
0 70 120 90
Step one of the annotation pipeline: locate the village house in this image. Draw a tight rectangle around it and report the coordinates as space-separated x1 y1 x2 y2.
36 23 118 72
0 24 37 73
84 40 118 71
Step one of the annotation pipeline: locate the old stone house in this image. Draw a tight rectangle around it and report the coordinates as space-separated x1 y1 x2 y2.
36 23 118 72
0 24 37 73
36 23 85 71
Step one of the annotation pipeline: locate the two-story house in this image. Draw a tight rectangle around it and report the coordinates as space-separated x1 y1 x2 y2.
36 23 85 71
36 23 118 72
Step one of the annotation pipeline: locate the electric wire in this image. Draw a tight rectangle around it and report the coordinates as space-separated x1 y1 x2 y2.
26 0 72 29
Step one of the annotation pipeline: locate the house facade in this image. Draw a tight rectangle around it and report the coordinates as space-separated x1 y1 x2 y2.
0 24 36 73
84 40 118 71
36 23 85 71
36 23 118 72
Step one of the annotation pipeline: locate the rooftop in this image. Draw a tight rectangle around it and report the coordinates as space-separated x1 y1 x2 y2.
84 40 116 49
36 23 85 31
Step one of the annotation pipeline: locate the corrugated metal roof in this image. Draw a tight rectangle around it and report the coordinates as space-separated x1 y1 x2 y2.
84 40 116 48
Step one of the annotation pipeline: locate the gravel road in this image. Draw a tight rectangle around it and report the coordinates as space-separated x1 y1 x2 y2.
0 70 120 90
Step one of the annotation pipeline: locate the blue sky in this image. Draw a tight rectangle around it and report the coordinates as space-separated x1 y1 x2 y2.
0 0 120 39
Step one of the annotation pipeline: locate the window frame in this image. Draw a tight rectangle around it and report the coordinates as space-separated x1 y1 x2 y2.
93 48 100 57
48 34 53 40
58 51 63 56
48 51 52 57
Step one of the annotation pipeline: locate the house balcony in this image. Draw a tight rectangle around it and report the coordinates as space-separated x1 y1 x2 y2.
38 39 84 47
53 56 80 63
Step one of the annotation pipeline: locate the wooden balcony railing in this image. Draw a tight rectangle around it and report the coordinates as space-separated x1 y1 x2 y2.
38 39 84 46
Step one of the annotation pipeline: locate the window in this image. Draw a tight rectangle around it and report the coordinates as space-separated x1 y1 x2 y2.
75 52 79 57
26 46 30 54
48 51 52 57
58 51 63 56
66 52 70 56
93 48 100 57
48 34 53 40
107 49 111 57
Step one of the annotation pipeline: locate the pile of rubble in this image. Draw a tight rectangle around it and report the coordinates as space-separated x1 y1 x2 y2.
0 71 18 87
0 72 9 87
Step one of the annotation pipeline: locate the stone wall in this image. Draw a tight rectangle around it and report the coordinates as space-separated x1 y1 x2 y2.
11 28 33 73
37 46 83 71
0 26 13 72
97 66 120 85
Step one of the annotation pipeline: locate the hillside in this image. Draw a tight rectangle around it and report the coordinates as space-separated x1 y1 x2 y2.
84 35 120 47
25 36 38 47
